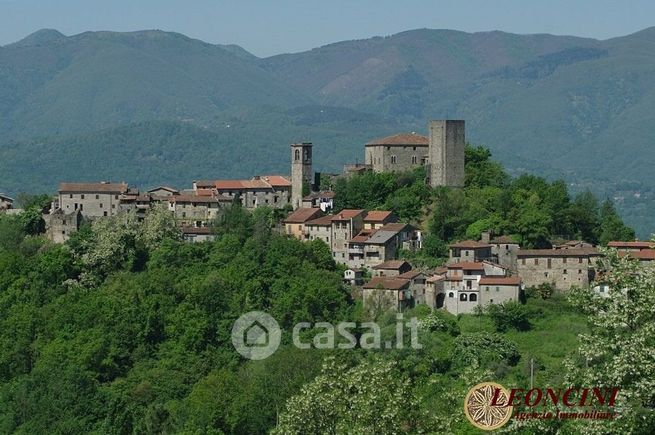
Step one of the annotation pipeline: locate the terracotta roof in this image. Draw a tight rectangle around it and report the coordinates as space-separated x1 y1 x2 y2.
448 262 485 270
59 182 128 193
257 175 291 187
450 240 493 249
365 133 429 147
479 276 522 286
608 241 655 249
372 260 411 270
331 209 365 220
432 266 448 275
380 222 413 232
518 248 600 257
305 215 334 226
193 180 216 188
364 210 395 222
618 250 655 260
147 186 179 194
398 270 424 279
283 208 323 223
195 188 214 196
168 195 221 203
426 275 445 283
445 276 463 282
349 229 378 243
363 277 410 290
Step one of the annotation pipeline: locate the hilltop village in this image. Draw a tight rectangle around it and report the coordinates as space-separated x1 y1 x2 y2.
2 120 652 315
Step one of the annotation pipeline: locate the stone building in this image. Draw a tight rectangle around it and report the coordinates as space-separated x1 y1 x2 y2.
363 210 398 229
329 209 366 263
371 260 412 277
58 182 129 217
164 194 226 227
301 191 334 212
209 176 292 209
304 215 333 246
291 142 313 209
0 193 14 211
364 120 465 188
283 207 323 240
607 241 655 252
478 276 522 307
486 234 520 271
347 223 419 269
181 226 217 243
517 248 601 291
448 240 494 263
44 209 82 243
363 277 412 312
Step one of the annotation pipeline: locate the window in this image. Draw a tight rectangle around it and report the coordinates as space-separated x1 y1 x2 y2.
69 194 73 198
534 258 539 265
578 269 582 274
80 204 83 211
496 287 500 292
391 155 397 164
465 250 470 256
485 287 490 291
459 293 468 301
522 258 526 265
81 194 85 199
411 155 417 164
470 294 477 302
103 211 107 217
466 280 472 289
563 257 567 264
563 269 568 274
413 146 416 151
95 194 99 200
115 195 119 200
99 203 103 208
547 258 552 268
448 292 454 298
578 257 583 263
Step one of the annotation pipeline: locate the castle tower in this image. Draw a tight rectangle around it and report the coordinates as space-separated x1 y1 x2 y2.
291 142 313 209
428 120 465 188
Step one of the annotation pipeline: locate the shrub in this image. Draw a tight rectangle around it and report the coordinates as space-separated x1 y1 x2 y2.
487 301 531 332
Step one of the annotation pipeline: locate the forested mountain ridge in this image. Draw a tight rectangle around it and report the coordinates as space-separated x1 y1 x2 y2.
1 27 654 235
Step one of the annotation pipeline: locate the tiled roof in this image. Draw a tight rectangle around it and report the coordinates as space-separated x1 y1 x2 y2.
193 180 216 188
365 230 399 245
364 210 395 222
398 270 424 279
618 250 655 260
380 222 413 232
147 186 179 194
331 209 365 220
447 262 485 270
305 215 334 226
365 133 429 147
168 195 222 203
258 175 291 187
426 275 445 283
608 241 655 249
479 276 522 286
518 248 600 257
59 182 128 193
283 208 323 223
303 190 335 200
363 277 410 290
449 240 493 249
372 260 410 270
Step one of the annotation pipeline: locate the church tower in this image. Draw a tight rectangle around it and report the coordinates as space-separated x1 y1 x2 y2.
428 120 465 188
291 142 313 209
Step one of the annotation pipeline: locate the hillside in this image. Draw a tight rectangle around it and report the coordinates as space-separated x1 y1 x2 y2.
1 27 654 235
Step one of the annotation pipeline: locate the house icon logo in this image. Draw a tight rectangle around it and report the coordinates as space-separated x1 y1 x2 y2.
231 311 281 360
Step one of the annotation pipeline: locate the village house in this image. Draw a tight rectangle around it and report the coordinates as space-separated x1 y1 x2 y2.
347 222 419 268
44 209 82 243
425 274 446 308
163 194 227 227
329 209 366 263
181 226 217 243
57 182 130 218
398 269 427 304
0 193 14 211
283 207 323 240
363 276 412 312
193 175 292 210
617 249 655 265
481 232 520 271
516 248 601 291
478 276 523 306
371 260 412 277
343 268 365 286
448 240 494 263
607 240 655 252
301 191 334 212
304 215 333 245
363 210 398 229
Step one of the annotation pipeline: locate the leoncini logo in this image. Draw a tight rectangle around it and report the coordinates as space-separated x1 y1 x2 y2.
464 382 620 431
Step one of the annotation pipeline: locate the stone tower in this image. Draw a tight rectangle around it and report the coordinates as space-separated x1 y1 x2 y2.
428 120 465 188
291 142 313 209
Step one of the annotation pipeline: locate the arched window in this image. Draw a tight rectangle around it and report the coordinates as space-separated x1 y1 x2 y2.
294 149 300 161
469 293 478 302
460 293 468 301
448 292 454 298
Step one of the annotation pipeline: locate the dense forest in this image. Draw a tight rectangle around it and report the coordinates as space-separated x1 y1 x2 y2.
0 148 649 434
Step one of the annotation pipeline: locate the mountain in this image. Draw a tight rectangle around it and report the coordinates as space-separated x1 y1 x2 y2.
0 29 309 139
1 28 654 235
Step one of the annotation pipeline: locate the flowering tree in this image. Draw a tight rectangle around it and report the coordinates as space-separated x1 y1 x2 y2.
565 245 655 434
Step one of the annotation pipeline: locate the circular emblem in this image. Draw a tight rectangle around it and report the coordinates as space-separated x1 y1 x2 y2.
231 311 281 360
464 382 513 431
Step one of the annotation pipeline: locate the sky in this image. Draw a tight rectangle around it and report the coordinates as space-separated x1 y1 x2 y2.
0 0 654 57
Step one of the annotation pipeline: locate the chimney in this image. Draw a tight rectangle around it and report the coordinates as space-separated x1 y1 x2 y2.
480 231 491 244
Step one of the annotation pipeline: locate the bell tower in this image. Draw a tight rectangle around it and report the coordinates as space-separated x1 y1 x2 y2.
291 142 313 209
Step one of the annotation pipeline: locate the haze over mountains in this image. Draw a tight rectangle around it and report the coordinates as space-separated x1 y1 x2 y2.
0 27 654 235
